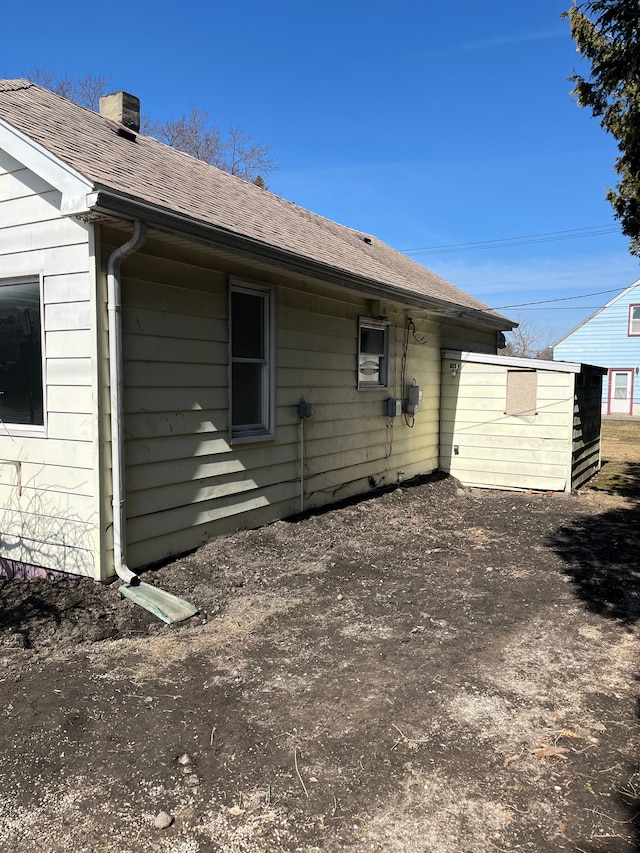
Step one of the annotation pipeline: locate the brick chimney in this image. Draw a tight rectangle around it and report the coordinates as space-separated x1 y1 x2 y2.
99 91 140 132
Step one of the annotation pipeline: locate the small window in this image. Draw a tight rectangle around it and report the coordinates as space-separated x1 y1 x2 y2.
358 318 389 388
229 279 276 441
629 304 640 336
0 278 44 427
506 370 537 416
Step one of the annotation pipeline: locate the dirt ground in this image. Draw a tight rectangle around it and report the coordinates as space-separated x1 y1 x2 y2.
1 420 640 853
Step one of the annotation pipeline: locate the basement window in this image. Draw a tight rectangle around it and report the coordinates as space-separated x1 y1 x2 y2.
629 304 640 336
506 370 537 416
229 279 276 442
358 317 389 388
0 278 44 428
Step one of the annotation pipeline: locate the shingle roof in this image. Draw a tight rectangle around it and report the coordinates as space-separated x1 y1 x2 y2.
0 79 508 323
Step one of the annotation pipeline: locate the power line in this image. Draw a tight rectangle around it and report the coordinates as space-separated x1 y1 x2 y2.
402 224 620 256
507 305 601 311
492 287 623 310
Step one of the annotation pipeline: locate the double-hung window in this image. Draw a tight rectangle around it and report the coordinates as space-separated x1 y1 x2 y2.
0 278 44 428
358 317 389 389
229 279 276 442
629 304 640 336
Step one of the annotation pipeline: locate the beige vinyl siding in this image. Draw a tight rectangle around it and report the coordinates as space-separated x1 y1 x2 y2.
0 151 100 577
440 359 575 492
440 319 497 354
117 236 443 570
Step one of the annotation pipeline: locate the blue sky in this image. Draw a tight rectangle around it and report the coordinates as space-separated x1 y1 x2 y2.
3 0 639 343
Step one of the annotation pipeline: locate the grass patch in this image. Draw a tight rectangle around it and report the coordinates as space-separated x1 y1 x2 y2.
593 419 640 497
591 460 640 497
600 419 640 462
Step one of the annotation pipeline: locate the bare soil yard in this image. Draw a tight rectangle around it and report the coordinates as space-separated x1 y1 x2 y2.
1 420 639 852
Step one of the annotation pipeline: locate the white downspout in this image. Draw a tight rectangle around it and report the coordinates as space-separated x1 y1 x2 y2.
107 221 147 584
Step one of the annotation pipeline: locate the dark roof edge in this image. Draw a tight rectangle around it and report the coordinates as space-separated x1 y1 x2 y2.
86 187 515 331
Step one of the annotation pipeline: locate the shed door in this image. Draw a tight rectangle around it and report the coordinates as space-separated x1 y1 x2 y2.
608 369 633 415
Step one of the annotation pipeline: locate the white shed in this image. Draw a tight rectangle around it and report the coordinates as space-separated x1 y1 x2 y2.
440 350 606 493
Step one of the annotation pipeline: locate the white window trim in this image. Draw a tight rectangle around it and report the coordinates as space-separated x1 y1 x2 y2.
357 316 390 389
629 304 640 337
0 274 46 437
229 277 276 444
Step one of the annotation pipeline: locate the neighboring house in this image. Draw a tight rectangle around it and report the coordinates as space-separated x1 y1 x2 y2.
440 351 605 492
553 280 640 416
0 79 515 583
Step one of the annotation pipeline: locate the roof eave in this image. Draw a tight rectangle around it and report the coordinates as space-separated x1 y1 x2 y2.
78 187 514 331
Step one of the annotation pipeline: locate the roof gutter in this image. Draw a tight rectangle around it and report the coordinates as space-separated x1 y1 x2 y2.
84 189 515 332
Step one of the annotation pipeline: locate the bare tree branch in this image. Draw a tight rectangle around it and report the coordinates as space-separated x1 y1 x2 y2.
143 105 224 163
26 66 112 111
144 107 276 184
25 69 277 185
499 315 553 359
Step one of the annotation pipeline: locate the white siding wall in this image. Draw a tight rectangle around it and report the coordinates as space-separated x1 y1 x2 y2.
0 150 100 577
115 238 449 570
440 359 575 491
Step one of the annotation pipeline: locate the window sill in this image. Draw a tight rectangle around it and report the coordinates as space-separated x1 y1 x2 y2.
230 430 276 445
0 425 46 439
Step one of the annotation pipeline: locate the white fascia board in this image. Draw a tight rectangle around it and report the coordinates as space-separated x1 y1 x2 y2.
0 117 94 212
441 349 582 373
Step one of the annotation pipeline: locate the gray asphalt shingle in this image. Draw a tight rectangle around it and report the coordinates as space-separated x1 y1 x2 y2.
0 79 507 321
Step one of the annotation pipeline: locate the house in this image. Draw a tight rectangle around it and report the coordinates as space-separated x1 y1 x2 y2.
552 280 640 417
0 79 516 584
440 351 606 492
